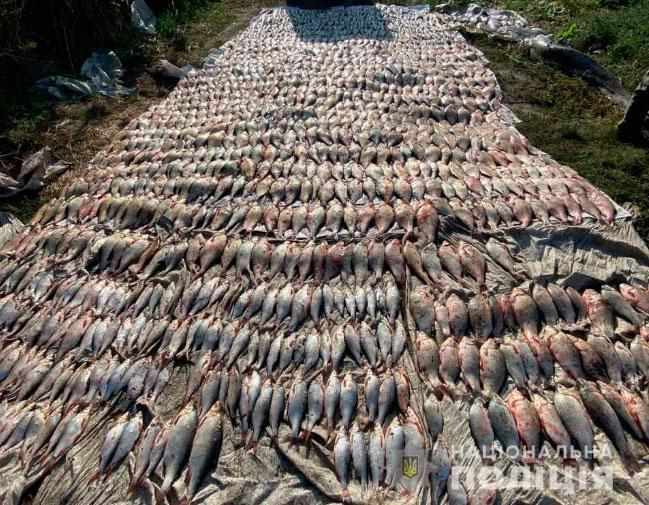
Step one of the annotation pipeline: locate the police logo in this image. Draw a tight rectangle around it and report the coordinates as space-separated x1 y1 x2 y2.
402 456 418 479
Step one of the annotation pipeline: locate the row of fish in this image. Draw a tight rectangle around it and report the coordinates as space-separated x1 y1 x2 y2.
40 172 615 226
7 290 409 367
0 272 401 339
416 329 649 396
92 167 599 207
412 283 648 340
469 383 649 473
44 184 615 239
0 343 170 405
0 232 629 323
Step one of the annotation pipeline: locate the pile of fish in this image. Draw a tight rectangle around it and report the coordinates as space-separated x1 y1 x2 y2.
0 4 648 505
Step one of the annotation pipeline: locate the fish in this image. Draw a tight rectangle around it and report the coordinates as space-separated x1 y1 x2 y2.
385 418 405 490
469 399 495 461
368 425 385 489
505 389 542 460
305 375 324 441
485 239 517 275
532 393 572 456
601 287 642 327
287 373 308 443
424 397 444 442
545 327 584 380
582 289 615 338
429 441 451 504
597 381 645 441
377 373 396 426
161 402 198 494
480 339 505 396
500 338 529 389
185 402 224 503
458 242 486 285
615 341 638 379
416 332 441 386
620 283 649 314
350 423 369 493
340 372 358 430
458 337 481 393
511 288 539 337
269 382 285 440
619 386 649 441
447 294 469 336
532 283 559 325
129 418 164 491
250 379 273 449
546 283 576 324
630 335 649 378
334 429 352 501
439 338 461 386
385 239 406 286
553 387 595 460
410 286 435 335
588 334 622 383
468 294 492 338
487 396 520 458
439 242 463 281
578 380 639 473
364 370 380 423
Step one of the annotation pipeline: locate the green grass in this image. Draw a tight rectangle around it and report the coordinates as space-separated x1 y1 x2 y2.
156 0 220 38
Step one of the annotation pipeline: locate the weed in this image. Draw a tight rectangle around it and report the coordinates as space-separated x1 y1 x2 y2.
157 12 180 38
156 0 218 39
556 22 577 43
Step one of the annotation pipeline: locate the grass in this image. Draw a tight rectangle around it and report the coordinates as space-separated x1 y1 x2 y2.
468 33 649 238
157 0 217 38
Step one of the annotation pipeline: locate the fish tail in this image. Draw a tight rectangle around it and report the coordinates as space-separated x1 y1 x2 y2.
152 482 168 505
160 478 171 497
432 382 452 400
622 451 642 475
127 478 140 495
88 470 101 484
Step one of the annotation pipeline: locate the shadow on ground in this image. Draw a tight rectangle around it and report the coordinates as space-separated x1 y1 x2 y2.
285 2 392 41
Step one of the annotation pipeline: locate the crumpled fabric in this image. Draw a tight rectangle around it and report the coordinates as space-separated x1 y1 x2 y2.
35 51 135 100
131 0 157 35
